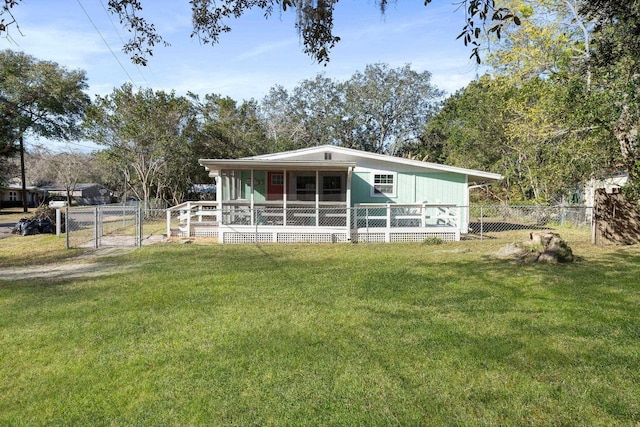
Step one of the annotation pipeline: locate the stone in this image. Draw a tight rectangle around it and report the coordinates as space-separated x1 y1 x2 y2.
496 242 529 259
496 232 574 264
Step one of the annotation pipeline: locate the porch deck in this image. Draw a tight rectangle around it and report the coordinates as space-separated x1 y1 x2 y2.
167 201 462 243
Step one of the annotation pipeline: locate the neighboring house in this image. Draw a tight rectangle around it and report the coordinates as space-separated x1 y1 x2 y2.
170 145 502 243
188 184 217 200
0 182 46 208
40 183 114 206
582 172 628 208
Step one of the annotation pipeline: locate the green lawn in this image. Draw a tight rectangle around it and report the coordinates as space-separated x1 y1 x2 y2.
1 235 639 425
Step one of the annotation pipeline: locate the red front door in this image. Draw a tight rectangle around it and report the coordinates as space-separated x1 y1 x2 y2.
267 172 284 200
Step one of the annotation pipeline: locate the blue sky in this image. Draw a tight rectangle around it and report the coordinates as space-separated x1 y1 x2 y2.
4 0 485 102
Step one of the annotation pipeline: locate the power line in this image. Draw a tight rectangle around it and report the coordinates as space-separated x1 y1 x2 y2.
97 0 156 88
75 0 138 88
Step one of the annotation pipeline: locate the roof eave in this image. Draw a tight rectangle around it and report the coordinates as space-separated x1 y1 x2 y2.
198 159 357 177
246 145 503 181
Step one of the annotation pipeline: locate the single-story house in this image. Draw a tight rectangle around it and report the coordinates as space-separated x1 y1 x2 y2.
169 145 503 243
0 182 46 208
40 183 114 205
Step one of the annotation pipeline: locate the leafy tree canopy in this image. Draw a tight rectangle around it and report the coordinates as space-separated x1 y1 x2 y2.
85 84 198 206
0 0 519 64
0 49 90 197
0 49 90 146
259 63 442 155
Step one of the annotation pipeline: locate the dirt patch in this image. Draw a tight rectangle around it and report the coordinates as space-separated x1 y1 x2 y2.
77 234 166 248
0 247 139 282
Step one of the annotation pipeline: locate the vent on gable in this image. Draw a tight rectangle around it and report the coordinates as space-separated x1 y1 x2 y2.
324 152 332 160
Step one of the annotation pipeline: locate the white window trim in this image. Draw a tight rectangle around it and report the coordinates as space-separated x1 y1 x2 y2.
370 171 397 198
270 173 284 186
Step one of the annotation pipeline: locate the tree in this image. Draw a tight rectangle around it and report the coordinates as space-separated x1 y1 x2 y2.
480 0 640 201
284 74 345 148
342 63 442 154
425 76 508 171
0 49 90 210
425 72 614 203
191 93 270 161
487 0 591 82
85 84 197 207
259 85 309 152
24 148 103 206
1 1 519 65
259 63 442 155
580 1 640 200
0 112 18 185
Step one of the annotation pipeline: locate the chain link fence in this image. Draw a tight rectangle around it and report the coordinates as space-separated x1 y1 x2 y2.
466 205 593 241
64 203 595 248
65 204 167 249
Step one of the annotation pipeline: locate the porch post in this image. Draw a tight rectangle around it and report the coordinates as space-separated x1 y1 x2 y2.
250 169 255 226
283 169 288 226
214 175 222 225
315 170 320 227
462 176 470 234
282 169 289 209
346 167 353 235
230 172 235 200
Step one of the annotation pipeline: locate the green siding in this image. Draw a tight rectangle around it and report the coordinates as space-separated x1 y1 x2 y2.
396 173 415 201
254 171 266 202
415 172 466 205
240 170 266 202
352 171 466 206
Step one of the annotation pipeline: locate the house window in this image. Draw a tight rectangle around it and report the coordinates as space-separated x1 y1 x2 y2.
8 191 17 201
296 175 316 201
322 174 344 201
271 173 284 186
371 173 396 197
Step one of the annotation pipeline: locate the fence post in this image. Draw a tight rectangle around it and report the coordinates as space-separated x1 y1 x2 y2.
255 207 259 245
347 206 352 242
94 207 99 249
480 206 484 241
186 201 192 237
56 208 61 237
365 207 370 242
591 205 597 245
136 206 142 247
166 209 171 238
65 206 70 249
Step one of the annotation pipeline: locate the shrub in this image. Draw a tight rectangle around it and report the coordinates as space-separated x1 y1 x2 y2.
422 237 443 245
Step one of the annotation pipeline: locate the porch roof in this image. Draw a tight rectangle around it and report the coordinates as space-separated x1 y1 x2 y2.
199 159 356 177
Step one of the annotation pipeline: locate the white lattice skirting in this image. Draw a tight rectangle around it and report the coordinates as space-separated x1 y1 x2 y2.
212 225 460 244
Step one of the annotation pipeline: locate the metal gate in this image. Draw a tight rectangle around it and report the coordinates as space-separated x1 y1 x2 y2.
65 205 142 249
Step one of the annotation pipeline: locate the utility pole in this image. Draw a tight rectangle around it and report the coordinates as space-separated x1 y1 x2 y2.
19 135 27 213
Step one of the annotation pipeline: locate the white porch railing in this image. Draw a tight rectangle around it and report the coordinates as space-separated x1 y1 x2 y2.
354 203 459 229
166 201 218 237
167 201 461 242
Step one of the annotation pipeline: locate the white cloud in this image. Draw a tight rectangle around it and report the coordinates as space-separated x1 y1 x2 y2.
4 25 107 70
